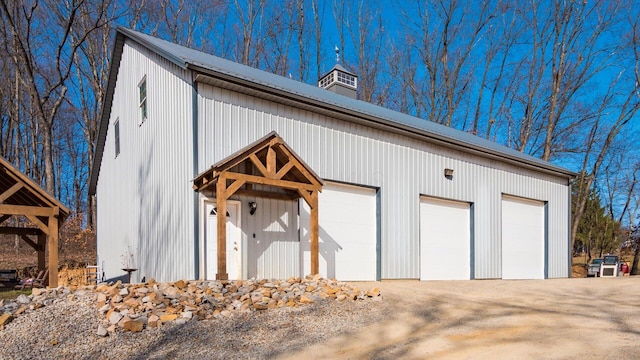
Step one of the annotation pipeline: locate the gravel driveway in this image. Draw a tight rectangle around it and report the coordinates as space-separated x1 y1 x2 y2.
2 277 640 359
282 277 640 359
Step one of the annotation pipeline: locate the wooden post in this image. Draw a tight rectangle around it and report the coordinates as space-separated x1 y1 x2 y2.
266 146 276 177
216 177 228 280
48 216 59 287
37 233 46 271
310 190 319 275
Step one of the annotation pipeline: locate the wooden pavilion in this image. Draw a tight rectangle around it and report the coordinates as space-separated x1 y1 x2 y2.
193 132 323 280
0 157 69 287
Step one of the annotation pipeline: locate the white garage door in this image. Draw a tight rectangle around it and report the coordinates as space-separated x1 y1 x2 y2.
502 195 545 279
300 183 377 281
420 197 471 280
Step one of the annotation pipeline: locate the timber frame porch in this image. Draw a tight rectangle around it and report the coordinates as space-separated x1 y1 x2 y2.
193 132 323 280
0 157 69 287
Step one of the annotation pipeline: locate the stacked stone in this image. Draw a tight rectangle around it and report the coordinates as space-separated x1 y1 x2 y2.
0 275 381 335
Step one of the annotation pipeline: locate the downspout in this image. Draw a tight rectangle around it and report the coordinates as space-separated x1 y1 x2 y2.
568 178 572 278
192 74 200 279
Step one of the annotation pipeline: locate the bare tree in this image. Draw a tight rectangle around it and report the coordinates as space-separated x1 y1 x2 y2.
341 0 387 104
311 0 325 81
386 38 419 115
469 1 519 139
397 0 497 127
0 0 107 195
231 0 266 66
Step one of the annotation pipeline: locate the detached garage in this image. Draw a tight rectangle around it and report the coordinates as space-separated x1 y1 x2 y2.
91 28 575 283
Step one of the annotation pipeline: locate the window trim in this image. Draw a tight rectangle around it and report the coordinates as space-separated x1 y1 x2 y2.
138 75 147 125
114 117 120 157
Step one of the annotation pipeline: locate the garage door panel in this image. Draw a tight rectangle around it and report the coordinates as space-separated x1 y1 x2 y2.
502 196 545 280
420 197 471 281
301 183 377 281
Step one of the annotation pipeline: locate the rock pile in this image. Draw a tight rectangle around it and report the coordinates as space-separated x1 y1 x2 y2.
0 275 381 335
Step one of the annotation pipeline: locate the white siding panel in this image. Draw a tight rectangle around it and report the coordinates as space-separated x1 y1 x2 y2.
197 83 571 279
96 40 195 283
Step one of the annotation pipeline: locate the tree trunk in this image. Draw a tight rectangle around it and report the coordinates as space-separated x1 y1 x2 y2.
632 245 640 275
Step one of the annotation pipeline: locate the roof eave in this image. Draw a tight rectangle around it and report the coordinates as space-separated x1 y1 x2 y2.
0 157 70 218
88 30 126 195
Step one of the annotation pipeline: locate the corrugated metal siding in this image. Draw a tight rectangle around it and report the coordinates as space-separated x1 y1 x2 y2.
96 39 194 282
197 84 571 279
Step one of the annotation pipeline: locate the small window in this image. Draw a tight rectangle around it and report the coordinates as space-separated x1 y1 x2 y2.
138 76 147 125
318 72 336 88
210 208 230 216
114 118 120 157
337 71 356 88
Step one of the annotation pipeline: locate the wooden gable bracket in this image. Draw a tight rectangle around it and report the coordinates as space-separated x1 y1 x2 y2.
0 157 69 288
0 183 23 203
193 132 324 280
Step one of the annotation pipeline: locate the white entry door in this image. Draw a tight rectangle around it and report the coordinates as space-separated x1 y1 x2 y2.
300 182 377 281
420 197 471 280
502 195 545 279
206 201 241 280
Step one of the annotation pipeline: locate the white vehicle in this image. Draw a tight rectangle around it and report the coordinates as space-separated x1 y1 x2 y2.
599 255 619 277
587 258 602 277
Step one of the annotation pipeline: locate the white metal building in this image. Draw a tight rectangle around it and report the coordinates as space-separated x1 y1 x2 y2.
89 27 575 283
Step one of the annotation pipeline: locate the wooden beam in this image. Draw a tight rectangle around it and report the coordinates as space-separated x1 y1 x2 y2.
297 189 313 207
249 154 268 177
0 227 43 236
273 143 322 186
234 189 300 201
26 215 50 235
193 172 216 191
0 215 11 224
216 176 228 280
225 179 246 199
20 234 38 251
275 161 295 180
3 170 56 208
37 234 45 271
48 215 59 287
310 191 319 275
224 172 320 192
293 163 323 187
266 146 276 177
0 204 57 217
0 183 23 203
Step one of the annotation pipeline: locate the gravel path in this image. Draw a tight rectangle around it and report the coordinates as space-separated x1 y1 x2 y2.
0 288 388 359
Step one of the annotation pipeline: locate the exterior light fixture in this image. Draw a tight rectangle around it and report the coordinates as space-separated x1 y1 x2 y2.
249 201 257 215
444 168 454 179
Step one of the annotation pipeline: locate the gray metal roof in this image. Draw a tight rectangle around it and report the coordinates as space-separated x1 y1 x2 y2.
322 63 357 77
89 27 575 194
